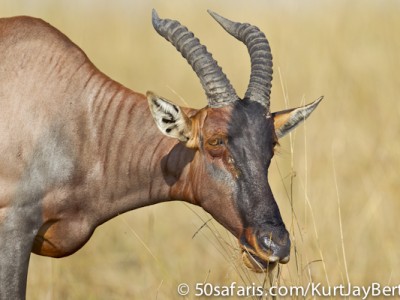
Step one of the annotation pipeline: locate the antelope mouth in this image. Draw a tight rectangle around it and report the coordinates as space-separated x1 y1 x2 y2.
239 237 290 273
241 246 278 273
242 251 276 272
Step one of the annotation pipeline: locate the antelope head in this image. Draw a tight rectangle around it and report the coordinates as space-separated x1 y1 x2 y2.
148 10 322 272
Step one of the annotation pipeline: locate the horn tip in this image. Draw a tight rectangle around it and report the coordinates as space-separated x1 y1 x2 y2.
207 9 225 23
151 9 161 26
207 10 235 34
207 9 218 18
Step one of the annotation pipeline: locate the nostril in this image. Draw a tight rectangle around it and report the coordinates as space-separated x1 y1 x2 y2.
261 235 291 261
262 236 273 252
261 236 279 253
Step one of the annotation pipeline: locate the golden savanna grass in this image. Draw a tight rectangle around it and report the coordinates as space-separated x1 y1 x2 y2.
2 0 400 299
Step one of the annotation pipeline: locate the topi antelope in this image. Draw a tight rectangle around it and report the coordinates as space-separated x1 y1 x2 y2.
0 9 322 299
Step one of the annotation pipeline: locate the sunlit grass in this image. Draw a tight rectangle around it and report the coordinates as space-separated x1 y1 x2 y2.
2 0 399 298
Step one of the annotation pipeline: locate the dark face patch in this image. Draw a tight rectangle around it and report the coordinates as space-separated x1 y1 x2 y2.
195 99 290 269
227 100 282 229
192 100 290 271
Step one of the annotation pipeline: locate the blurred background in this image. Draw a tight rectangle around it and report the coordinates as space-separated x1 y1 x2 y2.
2 0 400 299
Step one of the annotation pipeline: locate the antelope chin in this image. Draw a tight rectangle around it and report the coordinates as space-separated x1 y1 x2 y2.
241 251 278 273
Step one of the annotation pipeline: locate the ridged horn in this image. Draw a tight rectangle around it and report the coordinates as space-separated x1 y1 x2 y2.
208 10 273 110
152 9 239 107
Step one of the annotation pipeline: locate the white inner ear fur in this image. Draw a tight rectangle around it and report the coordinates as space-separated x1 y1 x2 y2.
147 91 192 142
273 96 323 138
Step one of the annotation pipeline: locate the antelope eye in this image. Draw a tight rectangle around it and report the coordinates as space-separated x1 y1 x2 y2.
208 137 224 146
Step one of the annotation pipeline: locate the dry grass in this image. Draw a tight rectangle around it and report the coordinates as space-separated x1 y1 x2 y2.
2 0 400 299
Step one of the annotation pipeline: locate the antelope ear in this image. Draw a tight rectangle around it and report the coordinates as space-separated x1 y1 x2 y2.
147 91 192 143
272 96 323 139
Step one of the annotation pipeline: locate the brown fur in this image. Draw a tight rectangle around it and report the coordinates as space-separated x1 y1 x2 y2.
0 14 320 299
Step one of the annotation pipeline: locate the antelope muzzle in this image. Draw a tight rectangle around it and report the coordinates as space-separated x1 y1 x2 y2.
240 226 291 272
